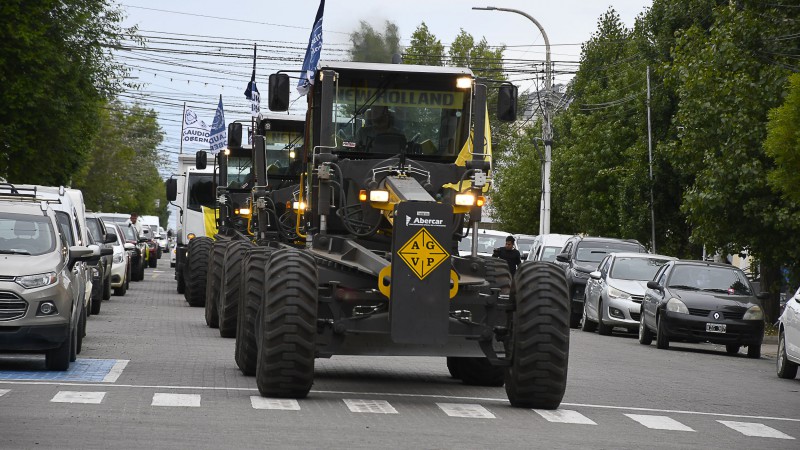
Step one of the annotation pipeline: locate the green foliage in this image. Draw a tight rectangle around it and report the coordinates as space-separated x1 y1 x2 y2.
404 22 444 66
0 0 134 185
764 73 800 204
348 21 401 63
72 101 165 216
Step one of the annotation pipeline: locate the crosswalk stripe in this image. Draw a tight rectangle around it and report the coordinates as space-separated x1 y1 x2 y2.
625 414 695 431
51 391 106 404
0 389 10 398
534 409 597 425
437 403 495 419
718 421 795 440
151 393 201 407
343 399 398 414
250 397 301 410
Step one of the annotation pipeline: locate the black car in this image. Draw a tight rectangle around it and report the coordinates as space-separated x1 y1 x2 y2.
85 213 118 315
639 260 768 358
555 236 647 328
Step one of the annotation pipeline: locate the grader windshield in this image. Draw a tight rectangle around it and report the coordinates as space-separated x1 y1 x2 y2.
327 65 473 161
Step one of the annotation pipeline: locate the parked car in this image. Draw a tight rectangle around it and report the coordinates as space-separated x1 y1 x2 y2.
513 234 536 260
0 184 101 370
457 229 511 257
526 233 573 263
582 252 677 335
85 213 118 314
109 222 134 296
639 260 767 358
97 213 147 281
156 226 168 253
555 236 647 328
777 285 799 379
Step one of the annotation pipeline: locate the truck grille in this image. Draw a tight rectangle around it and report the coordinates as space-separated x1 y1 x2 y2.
0 292 27 321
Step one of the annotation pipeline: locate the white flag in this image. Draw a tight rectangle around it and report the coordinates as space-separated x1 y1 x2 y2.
182 108 210 144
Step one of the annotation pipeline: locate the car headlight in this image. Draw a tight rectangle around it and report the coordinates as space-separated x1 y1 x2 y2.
742 305 763 321
607 286 632 300
666 297 689 314
15 272 58 289
113 252 124 264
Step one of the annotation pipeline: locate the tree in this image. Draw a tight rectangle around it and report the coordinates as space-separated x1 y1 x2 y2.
403 22 444 66
0 0 133 185
348 20 401 63
764 73 800 205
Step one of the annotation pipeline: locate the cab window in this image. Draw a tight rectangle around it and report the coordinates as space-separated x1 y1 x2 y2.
55 211 75 246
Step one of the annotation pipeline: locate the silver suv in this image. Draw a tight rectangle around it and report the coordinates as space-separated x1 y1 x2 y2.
0 185 100 370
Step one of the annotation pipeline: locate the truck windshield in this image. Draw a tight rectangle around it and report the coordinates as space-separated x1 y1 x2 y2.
331 74 471 158
265 130 303 177
227 156 252 188
0 213 56 256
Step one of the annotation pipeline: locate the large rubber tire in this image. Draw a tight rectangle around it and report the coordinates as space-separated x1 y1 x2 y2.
504 261 569 409
597 300 612 336
235 248 272 376
45 332 71 371
218 241 248 338
777 331 799 379
256 249 318 398
581 303 597 332
102 272 111 300
205 240 227 328
655 315 670 350
638 310 653 345
177 264 185 294
185 237 213 307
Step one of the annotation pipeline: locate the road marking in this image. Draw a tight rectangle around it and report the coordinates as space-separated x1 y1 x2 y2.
0 380 797 424
153 270 164 273
344 399 398 414
0 389 9 398
102 360 129 383
51 391 106 404
718 421 795 440
437 403 495 418
625 414 695 431
151 393 200 407
250 397 300 411
535 409 597 425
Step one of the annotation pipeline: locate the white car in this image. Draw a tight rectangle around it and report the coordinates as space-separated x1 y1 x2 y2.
457 229 512 257
109 223 134 296
526 233 573 262
156 226 168 252
777 285 800 379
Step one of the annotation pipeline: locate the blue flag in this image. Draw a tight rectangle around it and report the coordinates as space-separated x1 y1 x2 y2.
297 0 325 96
209 95 227 154
244 44 260 117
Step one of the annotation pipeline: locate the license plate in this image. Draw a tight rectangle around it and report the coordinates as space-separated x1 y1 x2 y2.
706 323 726 333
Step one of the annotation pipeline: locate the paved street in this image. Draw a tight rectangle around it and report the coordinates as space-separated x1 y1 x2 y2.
1 258 798 449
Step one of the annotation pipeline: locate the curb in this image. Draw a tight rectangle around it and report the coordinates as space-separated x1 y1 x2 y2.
763 335 778 345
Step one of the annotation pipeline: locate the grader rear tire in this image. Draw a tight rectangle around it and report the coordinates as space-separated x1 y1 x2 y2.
235 248 272 375
218 241 249 338
185 237 212 307
256 249 317 398
505 261 570 409
204 240 227 328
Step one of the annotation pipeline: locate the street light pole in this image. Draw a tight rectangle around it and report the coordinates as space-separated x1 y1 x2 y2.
472 6 552 234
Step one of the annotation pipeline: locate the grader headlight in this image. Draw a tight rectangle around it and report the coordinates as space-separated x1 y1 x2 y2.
237 207 251 215
456 77 472 89
292 201 307 211
455 193 476 206
369 190 390 203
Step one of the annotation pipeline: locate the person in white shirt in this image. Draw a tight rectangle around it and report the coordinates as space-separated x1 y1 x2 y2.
126 213 143 237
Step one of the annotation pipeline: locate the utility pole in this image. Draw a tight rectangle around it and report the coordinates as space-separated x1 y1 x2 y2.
647 66 656 253
472 6 552 234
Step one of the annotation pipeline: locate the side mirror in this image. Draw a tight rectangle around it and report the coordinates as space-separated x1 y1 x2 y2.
268 73 290 112
589 271 601 280
555 253 569 263
647 280 662 290
123 243 135 251
68 246 94 269
228 122 243 148
104 232 117 244
195 151 207 170
166 178 177 202
100 247 113 256
497 84 518 122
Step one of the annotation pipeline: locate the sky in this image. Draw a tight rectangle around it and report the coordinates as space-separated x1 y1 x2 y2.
115 0 651 227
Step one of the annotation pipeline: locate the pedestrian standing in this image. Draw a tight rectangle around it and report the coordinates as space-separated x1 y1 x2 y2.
493 235 522 275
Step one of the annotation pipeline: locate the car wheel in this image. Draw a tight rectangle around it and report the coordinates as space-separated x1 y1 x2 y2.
102 274 111 300
597 300 612 336
655 315 669 350
777 331 799 379
45 334 71 371
580 304 596 332
747 342 761 359
638 310 653 345
725 344 740 355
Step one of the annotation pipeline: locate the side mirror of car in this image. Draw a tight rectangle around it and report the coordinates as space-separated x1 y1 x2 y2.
124 243 135 251
68 246 94 270
104 232 117 244
100 247 113 256
555 253 570 263
589 271 601 280
646 280 662 290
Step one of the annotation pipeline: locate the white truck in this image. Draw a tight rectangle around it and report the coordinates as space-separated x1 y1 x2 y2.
168 153 216 294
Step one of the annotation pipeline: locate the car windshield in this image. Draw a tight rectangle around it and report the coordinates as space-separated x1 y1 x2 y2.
0 213 56 256
541 246 562 262
576 241 642 263
610 257 671 281
668 265 753 295
331 71 470 159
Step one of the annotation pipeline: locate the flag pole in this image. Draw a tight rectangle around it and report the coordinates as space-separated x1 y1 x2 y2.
251 43 257 145
179 102 186 155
